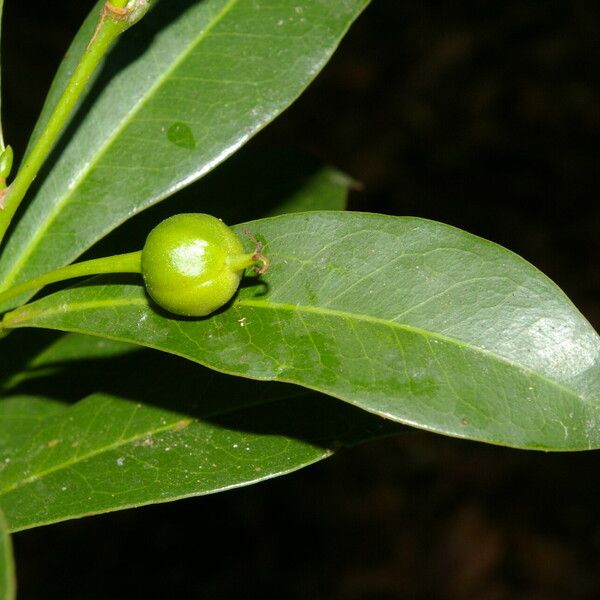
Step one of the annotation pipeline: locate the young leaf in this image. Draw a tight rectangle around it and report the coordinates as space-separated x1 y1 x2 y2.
0 0 369 291
3 212 598 451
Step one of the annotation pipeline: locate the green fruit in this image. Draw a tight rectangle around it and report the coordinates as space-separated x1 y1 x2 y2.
141 213 262 317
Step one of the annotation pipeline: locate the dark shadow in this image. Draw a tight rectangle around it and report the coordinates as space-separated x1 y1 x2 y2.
0 328 65 388
238 276 270 297
2 328 402 450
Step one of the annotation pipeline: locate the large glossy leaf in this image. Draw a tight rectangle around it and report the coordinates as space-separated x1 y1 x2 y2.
0 507 15 600
2 212 598 450
0 335 398 532
0 0 368 291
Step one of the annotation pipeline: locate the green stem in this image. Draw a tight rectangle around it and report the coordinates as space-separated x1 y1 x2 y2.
226 253 263 272
0 0 138 243
0 0 6 151
0 251 141 310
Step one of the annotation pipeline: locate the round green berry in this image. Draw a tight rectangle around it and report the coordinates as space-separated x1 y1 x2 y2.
141 213 257 317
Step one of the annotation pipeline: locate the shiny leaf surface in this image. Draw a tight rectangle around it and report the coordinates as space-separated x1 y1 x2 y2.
3 212 598 450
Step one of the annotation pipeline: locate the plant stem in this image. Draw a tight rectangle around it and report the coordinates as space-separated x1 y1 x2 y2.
226 253 264 272
0 0 6 151
0 0 138 242
0 250 141 310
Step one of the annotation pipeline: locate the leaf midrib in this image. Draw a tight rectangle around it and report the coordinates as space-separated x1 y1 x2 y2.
5 447 331 534
0 385 311 498
0 0 239 291
3 290 591 407
0 413 185 497
239 298 590 404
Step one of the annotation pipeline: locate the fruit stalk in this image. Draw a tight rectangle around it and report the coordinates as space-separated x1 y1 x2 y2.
0 251 142 311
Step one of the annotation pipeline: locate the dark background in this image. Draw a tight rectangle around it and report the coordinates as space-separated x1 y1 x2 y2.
5 1 600 598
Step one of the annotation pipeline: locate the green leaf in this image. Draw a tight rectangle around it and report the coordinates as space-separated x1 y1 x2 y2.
3 212 599 450
0 342 398 532
263 165 354 216
0 0 368 290
0 507 15 600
